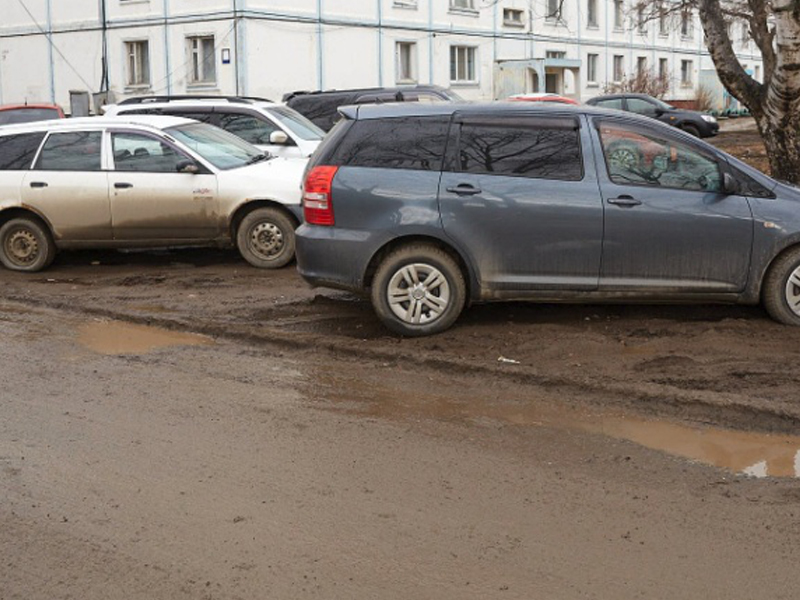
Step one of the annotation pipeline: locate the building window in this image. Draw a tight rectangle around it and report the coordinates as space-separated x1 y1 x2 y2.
681 9 693 38
637 5 647 33
658 4 668 36
614 0 624 30
587 0 598 27
125 40 150 87
546 50 566 59
741 22 749 47
755 65 761 81
681 60 693 86
613 55 624 82
393 0 418 7
450 0 476 9
659 57 669 79
503 8 525 26
587 53 598 84
396 41 417 83
187 36 216 85
637 56 647 75
450 46 476 83
547 0 562 20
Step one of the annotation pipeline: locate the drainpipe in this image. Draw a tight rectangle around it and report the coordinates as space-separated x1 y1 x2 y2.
233 0 247 96
45 0 55 103
428 0 434 84
317 0 324 89
163 0 172 94
377 0 383 86
99 0 109 93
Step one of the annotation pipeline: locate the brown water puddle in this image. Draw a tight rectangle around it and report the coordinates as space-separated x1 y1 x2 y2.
78 320 213 355
313 371 800 479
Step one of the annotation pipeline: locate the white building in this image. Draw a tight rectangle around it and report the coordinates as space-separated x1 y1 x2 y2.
0 0 762 112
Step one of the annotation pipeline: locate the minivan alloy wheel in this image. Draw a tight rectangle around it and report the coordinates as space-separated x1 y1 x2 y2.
784 266 800 317
763 247 800 325
387 263 451 325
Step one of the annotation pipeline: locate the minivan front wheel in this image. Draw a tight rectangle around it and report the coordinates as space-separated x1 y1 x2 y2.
236 207 295 269
371 245 466 336
763 247 800 325
0 217 56 272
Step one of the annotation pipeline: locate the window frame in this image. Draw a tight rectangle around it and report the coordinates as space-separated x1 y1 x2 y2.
125 39 150 88
187 35 217 86
396 41 418 84
450 45 478 84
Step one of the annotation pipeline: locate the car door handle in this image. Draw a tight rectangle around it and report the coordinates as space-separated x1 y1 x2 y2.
607 195 642 207
29 181 48 188
114 182 133 189
446 184 482 196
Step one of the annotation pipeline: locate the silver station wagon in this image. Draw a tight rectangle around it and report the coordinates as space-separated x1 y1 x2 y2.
296 103 800 336
0 116 306 272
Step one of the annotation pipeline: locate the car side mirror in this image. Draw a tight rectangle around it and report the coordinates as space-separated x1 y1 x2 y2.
722 172 741 196
176 159 199 174
654 108 665 117
269 130 289 145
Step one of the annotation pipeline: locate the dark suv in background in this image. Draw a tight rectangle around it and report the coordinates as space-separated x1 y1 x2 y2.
296 102 800 336
585 93 719 138
283 85 462 131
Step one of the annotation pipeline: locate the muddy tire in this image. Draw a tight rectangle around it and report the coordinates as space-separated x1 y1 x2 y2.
763 247 800 325
371 244 466 337
0 217 56 272
236 207 296 269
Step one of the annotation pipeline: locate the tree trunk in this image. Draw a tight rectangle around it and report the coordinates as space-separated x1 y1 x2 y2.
755 113 800 183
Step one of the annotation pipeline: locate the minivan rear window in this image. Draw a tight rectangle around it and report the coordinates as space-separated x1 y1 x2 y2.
455 121 583 181
324 117 450 171
0 132 45 170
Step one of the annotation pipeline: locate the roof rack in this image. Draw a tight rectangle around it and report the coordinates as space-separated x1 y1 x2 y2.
118 95 273 106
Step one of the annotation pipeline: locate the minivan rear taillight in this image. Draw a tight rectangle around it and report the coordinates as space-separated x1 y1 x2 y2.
303 166 338 226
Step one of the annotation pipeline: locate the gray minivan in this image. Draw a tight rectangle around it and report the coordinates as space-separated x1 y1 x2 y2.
296 102 800 336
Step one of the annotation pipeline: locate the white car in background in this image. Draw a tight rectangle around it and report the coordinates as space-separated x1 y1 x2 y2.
103 95 324 158
0 115 306 272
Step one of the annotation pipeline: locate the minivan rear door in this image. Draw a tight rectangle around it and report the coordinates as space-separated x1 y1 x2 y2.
438 113 604 295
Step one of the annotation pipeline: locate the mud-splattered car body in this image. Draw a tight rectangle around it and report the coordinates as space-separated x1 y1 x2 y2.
0 116 306 271
296 102 800 336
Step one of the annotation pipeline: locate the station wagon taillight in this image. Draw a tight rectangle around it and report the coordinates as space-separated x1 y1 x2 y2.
303 166 338 226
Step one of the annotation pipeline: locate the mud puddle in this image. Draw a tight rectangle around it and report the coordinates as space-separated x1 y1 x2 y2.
77 320 213 355
315 373 800 479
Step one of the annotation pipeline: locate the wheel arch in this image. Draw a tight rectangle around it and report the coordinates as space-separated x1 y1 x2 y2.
758 242 800 302
0 207 55 239
363 234 476 302
228 200 300 239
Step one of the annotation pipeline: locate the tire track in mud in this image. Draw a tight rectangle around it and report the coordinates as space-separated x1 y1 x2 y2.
4 292 800 435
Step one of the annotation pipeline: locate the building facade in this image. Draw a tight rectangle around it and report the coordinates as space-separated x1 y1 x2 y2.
0 0 763 112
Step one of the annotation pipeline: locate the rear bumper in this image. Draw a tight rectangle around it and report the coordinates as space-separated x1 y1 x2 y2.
295 223 376 293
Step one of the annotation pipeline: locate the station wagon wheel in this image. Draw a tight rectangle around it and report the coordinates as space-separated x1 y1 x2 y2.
236 207 296 269
0 217 56 273
371 244 466 336
763 247 800 325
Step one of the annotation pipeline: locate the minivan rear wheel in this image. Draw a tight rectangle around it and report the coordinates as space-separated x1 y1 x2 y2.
371 244 466 336
0 217 56 272
236 207 295 269
763 247 800 325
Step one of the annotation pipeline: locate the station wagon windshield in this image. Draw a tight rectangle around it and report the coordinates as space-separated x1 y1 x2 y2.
165 122 265 170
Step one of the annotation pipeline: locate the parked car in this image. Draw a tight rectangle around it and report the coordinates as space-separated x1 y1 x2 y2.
507 93 579 105
103 95 324 158
585 93 719 138
0 103 65 125
296 102 797 336
0 115 306 272
283 85 463 131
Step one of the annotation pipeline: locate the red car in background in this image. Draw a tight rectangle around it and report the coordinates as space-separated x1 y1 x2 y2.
506 93 579 105
0 103 65 125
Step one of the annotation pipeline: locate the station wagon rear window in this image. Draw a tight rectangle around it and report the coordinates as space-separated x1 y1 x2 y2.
0 132 45 170
327 117 450 171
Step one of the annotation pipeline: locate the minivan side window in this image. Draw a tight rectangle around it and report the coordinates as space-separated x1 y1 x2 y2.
598 121 721 192
0 132 46 170
325 117 450 171
455 118 583 181
35 131 102 171
217 113 279 145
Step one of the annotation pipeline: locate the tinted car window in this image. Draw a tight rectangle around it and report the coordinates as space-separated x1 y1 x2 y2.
217 113 279 145
0 108 61 125
455 118 583 181
326 117 450 171
626 98 659 116
35 131 102 171
595 98 624 110
0 132 45 170
287 95 348 131
598 121 721 192
112 132 188 172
